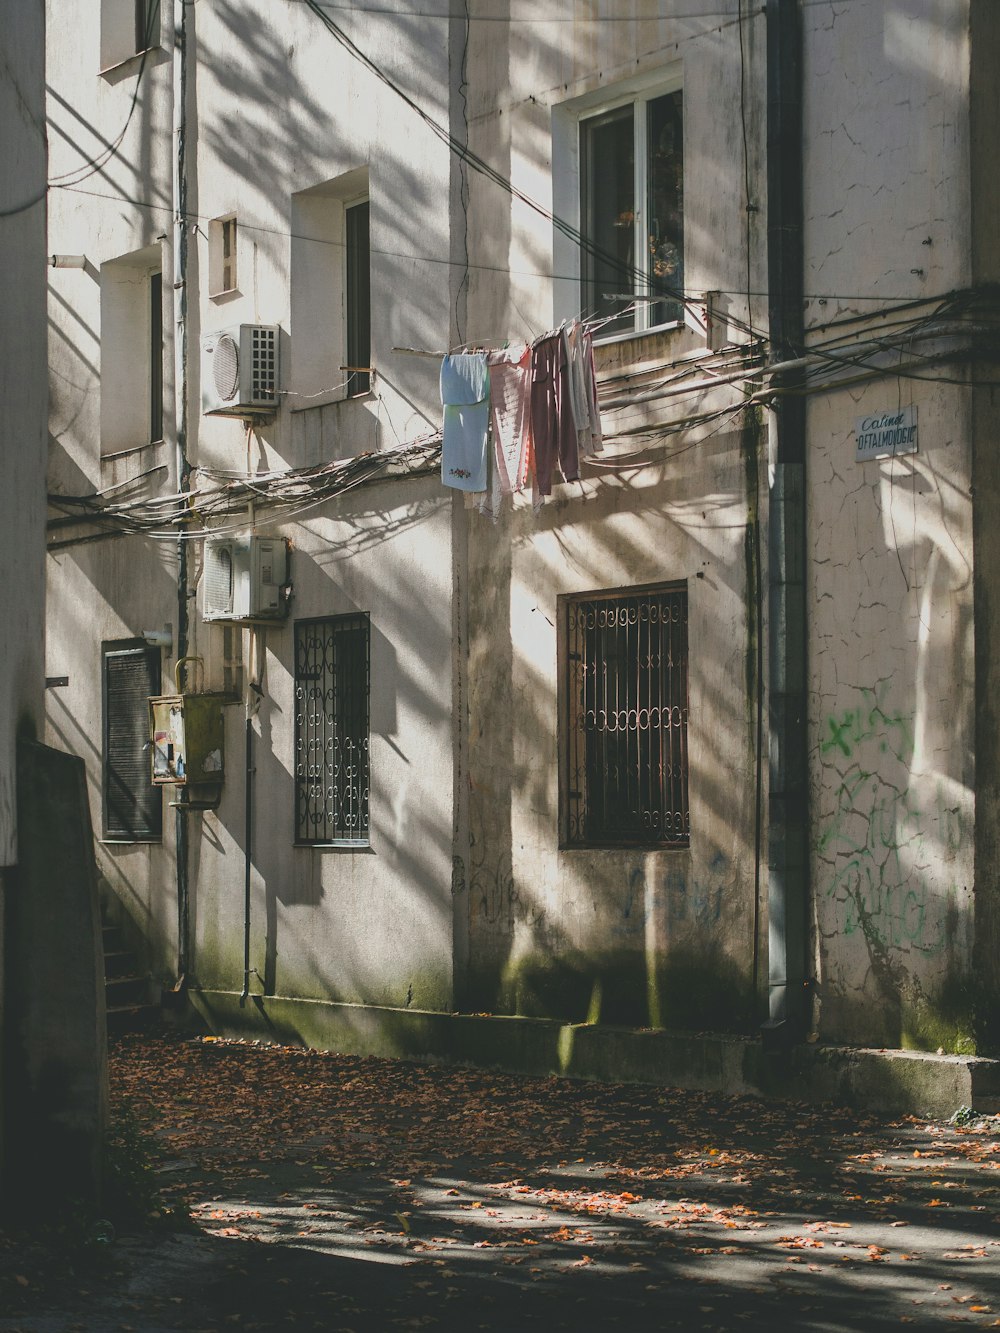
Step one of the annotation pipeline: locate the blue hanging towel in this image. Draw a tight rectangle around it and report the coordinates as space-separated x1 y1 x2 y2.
440 353 489 492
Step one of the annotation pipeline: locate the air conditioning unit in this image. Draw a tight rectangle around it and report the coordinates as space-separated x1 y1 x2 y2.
201 324 279 415
202 535 289 622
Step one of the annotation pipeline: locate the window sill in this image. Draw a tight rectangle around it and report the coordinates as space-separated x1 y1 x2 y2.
288 387 376 414
100 45 165 82
295 840 373 851
559 841 690 853
100 439 166 462
209 287 242 305
593 318 684 349
101 837 162 846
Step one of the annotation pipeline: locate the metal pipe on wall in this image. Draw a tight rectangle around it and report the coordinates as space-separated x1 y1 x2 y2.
764 0 810 1045
172 0 190 987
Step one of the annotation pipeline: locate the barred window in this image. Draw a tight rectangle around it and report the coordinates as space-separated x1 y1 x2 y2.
294 614 370 845
103 642 162 841
561 584 689 849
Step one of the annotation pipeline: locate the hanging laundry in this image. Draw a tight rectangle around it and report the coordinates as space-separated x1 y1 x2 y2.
583 327 603 456
529 331 578 497
486 342 532 494
565 321 604 459
440 353 490 492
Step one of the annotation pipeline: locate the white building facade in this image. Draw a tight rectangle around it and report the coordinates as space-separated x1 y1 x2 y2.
44 0 1000 1106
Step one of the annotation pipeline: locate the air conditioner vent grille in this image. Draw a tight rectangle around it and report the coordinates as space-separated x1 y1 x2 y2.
212 334 240 401
250 326 277 402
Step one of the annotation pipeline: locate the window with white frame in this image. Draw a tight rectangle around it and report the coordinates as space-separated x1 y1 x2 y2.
554 76 683 339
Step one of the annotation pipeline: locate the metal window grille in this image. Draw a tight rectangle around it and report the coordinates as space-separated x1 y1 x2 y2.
103 644 162 841
294 614 370 845
562 584 689 848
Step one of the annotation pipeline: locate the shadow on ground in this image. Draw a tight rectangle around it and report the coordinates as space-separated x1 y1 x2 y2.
1 1033 998 1331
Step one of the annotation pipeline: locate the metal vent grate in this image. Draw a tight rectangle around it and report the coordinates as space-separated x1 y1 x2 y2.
212 334 240 401
250 326 277 402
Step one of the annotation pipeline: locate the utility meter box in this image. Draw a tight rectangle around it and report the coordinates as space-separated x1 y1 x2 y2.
149 692 225 786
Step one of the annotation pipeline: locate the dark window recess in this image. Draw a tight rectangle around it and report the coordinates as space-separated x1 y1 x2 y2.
562 584 689 849
149 270 163 443
103 644 162 841
134 0 158 52
221 217 237 292
345 200 371 395
294 614 370 845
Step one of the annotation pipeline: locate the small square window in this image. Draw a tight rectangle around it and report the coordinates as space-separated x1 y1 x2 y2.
561 583 689 849
209 215 239 297
579 86 683 336
294 615 370 845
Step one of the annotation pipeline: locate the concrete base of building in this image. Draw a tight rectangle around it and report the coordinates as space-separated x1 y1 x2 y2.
188 988 1000 1121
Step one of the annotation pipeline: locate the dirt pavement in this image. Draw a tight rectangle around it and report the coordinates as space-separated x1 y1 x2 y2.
1 1032 999 1331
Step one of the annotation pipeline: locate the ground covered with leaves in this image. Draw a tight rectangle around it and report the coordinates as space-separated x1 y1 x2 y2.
1 1032 999 1330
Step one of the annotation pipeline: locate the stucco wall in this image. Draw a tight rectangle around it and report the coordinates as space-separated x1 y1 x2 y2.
804 2 978 1050
45 0 463 1026
41 0 993 1062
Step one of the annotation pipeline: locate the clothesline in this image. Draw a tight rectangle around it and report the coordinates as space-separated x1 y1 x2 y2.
439 318 604 518
392 304 633 363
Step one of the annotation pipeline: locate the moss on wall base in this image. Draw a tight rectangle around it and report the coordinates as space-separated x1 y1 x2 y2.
187 987 1000 1119
466 945 755 1034
822 966 978 1056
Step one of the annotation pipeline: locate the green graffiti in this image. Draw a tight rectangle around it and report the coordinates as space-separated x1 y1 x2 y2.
819 685 964 958
820 682 914 762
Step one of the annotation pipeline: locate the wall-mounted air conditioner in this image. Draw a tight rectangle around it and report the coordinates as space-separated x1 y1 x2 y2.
202 535 290 622
201 324 279 416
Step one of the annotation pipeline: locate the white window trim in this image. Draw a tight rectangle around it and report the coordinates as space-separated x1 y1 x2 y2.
552 65 684 343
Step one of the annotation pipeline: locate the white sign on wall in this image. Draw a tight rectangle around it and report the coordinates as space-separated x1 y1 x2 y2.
855 405 918 461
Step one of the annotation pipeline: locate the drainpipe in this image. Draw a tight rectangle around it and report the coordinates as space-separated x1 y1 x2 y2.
764 0 809 1046
241 621 258 1007
172 0 190 988
240 710 252 1006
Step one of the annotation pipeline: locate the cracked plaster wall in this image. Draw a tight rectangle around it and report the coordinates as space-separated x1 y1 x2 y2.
805 2 977 1051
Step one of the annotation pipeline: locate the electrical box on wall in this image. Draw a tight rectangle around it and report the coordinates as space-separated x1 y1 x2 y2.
149 692 225 787
202 534 289 623
201 324 279 415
